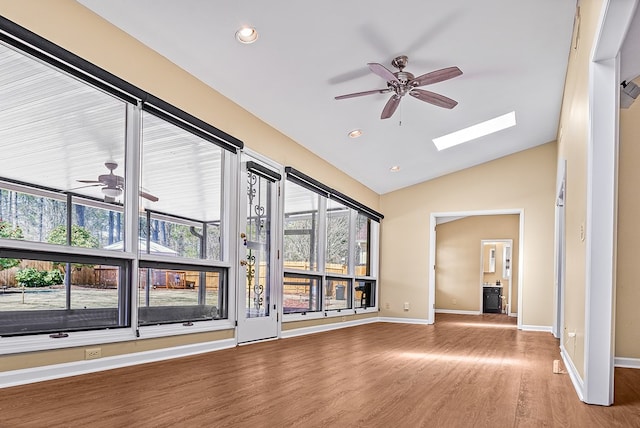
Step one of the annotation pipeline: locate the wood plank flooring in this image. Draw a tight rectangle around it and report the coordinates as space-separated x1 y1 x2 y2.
1 313 639 427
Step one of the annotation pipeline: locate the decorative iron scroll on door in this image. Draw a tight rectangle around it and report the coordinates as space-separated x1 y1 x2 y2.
245 170 265 313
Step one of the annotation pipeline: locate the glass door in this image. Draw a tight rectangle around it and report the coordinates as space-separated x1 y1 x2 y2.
237 157 281 343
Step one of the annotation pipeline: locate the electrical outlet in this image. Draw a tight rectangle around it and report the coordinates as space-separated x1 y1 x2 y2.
452 298 457 305
385 302 390 310
85 348 102 360
341 316 346 322
403 302 410 311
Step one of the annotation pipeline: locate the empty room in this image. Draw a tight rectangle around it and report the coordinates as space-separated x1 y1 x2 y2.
0 1 639 427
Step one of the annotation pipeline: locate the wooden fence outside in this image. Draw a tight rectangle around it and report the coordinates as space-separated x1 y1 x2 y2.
1 260 97 287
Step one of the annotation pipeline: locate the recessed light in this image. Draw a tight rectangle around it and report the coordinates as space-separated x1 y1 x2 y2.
433 111 517 151
235 26 258 44
390 165 401 172
348 129 363 138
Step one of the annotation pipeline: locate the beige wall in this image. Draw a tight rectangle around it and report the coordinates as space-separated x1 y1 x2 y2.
435 215 519 313
615 78 640 359
555 0 603 378
0 1 380 371
380 142 556 326
0 329 234 372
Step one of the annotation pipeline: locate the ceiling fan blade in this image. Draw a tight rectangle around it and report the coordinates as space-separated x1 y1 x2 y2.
409 89 458 109
77 180 102 184
139 190 159 202
381 95 401 119
335 88 390 100
368 63 399 82
411 66 463 87
68 183 102 191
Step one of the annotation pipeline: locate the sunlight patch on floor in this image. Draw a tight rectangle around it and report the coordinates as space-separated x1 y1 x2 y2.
398 351 524 367
446 321 517 330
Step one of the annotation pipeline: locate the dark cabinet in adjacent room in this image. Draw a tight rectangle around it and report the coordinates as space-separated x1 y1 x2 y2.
483 287 502 313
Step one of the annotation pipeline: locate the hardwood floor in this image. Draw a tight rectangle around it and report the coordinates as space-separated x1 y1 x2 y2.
1 313 639 427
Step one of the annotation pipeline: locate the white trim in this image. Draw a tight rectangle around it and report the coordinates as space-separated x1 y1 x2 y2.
428 214 437 322
1 329 137 355
137 321 235 339
280 316 378 338
378 317 432 325
581 0 637 406
520 324 553 333
509 312 518 318
283 307 378 323
553 159 567 340
517 211 525 330
0 338 236 389
435 309 481 315
614 357 640 369
561 344 585 402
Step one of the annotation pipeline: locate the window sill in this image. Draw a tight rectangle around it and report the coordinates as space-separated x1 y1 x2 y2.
283 307 377 322
138 319 234 339
0 328 137 356
0 319 235 356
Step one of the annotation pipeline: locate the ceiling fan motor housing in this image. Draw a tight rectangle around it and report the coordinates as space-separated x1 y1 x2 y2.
389 71 416 96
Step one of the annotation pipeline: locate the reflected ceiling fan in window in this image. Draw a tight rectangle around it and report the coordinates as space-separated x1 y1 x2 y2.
334 55 462 119
75 161 158 203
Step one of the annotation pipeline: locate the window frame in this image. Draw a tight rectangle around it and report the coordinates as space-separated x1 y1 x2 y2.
0 26 239 353
282 168 381 321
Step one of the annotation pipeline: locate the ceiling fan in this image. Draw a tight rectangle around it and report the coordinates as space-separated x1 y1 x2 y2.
335 55 462 119
76 161 158 203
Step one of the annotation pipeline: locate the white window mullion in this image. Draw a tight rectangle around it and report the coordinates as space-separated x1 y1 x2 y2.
125 102 141 331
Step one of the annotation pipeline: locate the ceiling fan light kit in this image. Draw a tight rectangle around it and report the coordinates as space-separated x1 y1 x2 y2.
335 55 462 119
101 187 122 198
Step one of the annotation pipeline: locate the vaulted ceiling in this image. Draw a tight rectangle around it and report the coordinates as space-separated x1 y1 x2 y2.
78 0 577 194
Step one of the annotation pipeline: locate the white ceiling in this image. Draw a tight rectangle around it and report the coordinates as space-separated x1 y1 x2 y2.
78 0 577 194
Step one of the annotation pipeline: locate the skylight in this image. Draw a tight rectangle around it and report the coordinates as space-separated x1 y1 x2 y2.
433 111 517 151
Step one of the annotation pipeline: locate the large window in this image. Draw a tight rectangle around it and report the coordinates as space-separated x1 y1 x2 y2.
283 273 321 314
355 213 371 277
0 40 131 337
0 31 235 341
137 110 228 325
283 168 381 316
283 181 320 271
137 264 226 326
326 199 350 275
0 253 129 336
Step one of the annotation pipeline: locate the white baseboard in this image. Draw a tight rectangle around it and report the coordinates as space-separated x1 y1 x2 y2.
509 312 517 317
377 317 432 325
0 338 236 389
561 344 585 402
520 324 553 333
435 309 481 315
615 357 640 369
280 317 378 339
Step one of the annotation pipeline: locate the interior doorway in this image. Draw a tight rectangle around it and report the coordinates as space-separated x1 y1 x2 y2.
480 239 513 315
429 209 524 329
